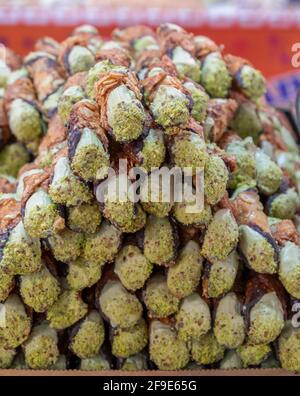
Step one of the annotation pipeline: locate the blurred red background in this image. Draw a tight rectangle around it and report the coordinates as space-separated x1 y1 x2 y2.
0 2 300 107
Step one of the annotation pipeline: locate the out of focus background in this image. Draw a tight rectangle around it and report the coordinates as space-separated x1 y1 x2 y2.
0 0 300 108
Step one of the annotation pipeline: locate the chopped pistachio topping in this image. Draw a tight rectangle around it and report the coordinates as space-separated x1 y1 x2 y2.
238 225 277 274
149 321 189 370
24 189 61 238
202 209 239 261
230 103 262 143
58 86 86 124
68 202 102 234
172 46 201 82
67 257 102 290
214 293 245 348
114 245 153 291
207 251 239 298
80 353 110 371
0 343 16 369
68 45 95 74
248 292 284 345
140 171 173 217
70 311 105 359
176 293 211 342
0 269 14 303
140 129 166 171
238 65 266 100
103 197 136 232
121 353 148 371
167 241 202 299
8 99 42 144
107 84 146 142
86 61 127 99
20 264 61 312
0 294 31 348
279 242 300 299
83 221 122 266
71 128 110 181
269 188 299 219
24 323 59 369
171 131 208 172
237 341 271 367
49 157 92 207
204 155 228 205
99 280 142 328
278 321 300 372
144 274 180 318
143 216 176 266
191 332 225 365
173 197 212 227
48 228 84 263
183 81 209 123
0 143 30 178
226 138 257 189
150 85 189 128
47 290 88 330
255 150 282 196
103 175 146 232
112 319 148 358
200 52 232 98
1 221 42 275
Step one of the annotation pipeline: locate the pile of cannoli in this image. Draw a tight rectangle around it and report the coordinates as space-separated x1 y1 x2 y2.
0 23 299 372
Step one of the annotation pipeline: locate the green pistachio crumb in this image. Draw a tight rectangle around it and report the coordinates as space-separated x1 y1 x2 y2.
237 341 271 367
112 319 148 358
238 225 277 274
150 321 189 370
167 240 202 298
70 311 105 359
47 290 88 330
201 209 239 261
114 245 153 291
143 216 176 266
191 332 225 365
68 202 102 234
0 294 31 348
200 52 232 98
99 280 142 328
144 274 180 318
20 264 61 312
176 293 211 342
67 257 102 290
83 221 122 266
24 323 59 369
48 228 84 263
204 155 228 205
0 143 30 178
150 85 189 128
207 251 239 298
